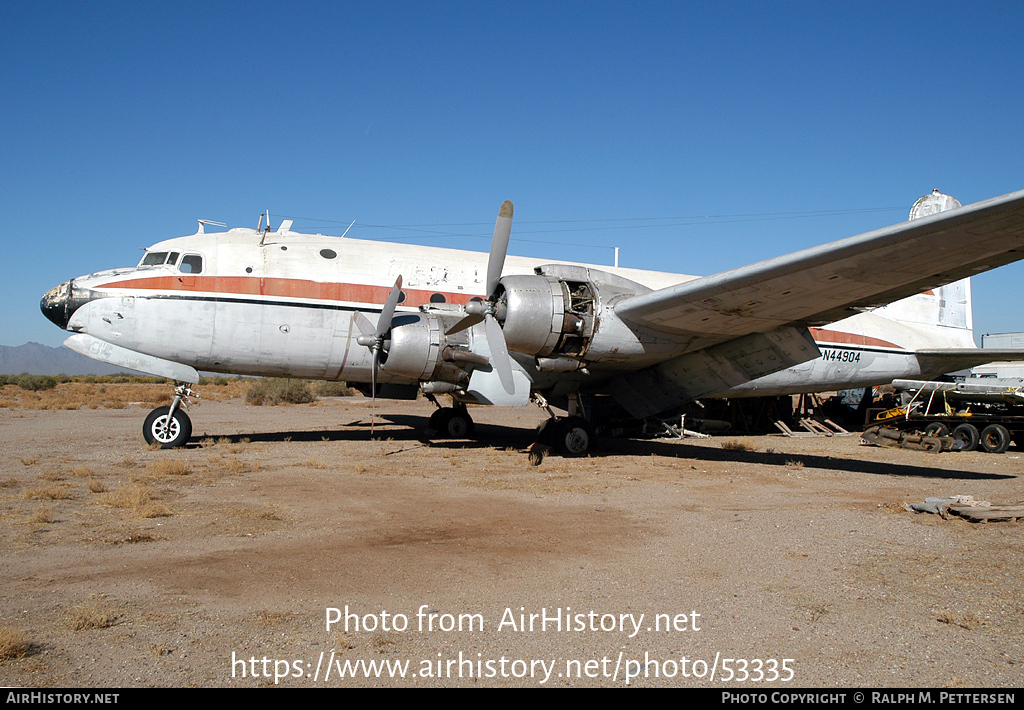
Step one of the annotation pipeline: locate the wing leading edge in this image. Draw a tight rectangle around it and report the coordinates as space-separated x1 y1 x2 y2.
614 189 1024 344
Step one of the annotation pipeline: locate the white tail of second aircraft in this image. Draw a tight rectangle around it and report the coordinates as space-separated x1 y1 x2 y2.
871 190 974 342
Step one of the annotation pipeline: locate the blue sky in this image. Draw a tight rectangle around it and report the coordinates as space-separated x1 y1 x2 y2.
3 1 1023 348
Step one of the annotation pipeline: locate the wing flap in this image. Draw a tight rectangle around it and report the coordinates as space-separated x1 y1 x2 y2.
614 189 1024 343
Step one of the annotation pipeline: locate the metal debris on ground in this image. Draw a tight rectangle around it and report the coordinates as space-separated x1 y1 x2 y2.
861 425 950 453
906 495 1023 523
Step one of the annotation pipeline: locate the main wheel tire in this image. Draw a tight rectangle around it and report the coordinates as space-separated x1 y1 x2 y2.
952 423 980 452
431 408 474 438
924 422 949 437
143 406 192 449
553 417 594 457
536 419 556 446
980 424 1011 454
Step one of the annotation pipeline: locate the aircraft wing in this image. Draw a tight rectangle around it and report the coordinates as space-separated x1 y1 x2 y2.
614 189 1024 345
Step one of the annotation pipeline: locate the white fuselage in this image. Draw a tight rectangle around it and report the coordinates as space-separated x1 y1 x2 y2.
48 226 974 403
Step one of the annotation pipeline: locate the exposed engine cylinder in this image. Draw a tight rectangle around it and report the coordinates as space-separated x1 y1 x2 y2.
498 275 593 358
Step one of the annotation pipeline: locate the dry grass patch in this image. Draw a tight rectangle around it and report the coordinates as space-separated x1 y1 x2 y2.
2 382 172 411
235 505 282 522
87 479 108 493
0 626 29 660
721 440 754 452
937 609 982 630
146 459 190 477
28 507 56 524
19 457 39 466
0 477 19 489
254 611 298 625
66 602 120 631
71 465 95 477
23 485 74 500
40 469 65 481
99 483 171 518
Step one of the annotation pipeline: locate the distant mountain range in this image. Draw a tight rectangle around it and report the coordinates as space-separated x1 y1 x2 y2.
0 342 147 376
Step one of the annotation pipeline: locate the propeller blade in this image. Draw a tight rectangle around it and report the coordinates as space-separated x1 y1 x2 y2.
486 200 513 298
370 347 378 436
484 314 515 394
445 312 484 336
376 276 403 340
354 311 376 341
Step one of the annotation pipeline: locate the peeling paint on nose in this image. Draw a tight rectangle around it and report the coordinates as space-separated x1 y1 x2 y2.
40 280 73 329
41 279 94 330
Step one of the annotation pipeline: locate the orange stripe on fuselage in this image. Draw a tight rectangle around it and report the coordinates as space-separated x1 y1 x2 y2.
809 327 903 350
97 275 480 308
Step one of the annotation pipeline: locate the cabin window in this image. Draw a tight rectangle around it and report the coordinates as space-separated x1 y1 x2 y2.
167 252 180 266
179 254 204 274
430 293 446 303
320 249 337 260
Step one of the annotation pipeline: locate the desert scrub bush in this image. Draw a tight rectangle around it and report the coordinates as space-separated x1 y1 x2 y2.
245 378 316 405
14 375 57 391
720 440 753 452
314 380 356 397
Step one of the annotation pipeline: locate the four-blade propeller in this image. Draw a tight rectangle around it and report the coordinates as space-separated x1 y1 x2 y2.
354 199 518 432
446 200 516 394
354 276 404 435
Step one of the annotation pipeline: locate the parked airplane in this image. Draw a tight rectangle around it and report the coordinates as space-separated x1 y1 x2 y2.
40 189 1024 456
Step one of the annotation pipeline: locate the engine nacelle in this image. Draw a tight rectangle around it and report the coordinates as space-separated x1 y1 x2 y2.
498 274 594 358
379 312 469 384
498 265 686 368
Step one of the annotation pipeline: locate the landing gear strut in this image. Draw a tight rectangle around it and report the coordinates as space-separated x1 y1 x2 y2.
142 384 197 448
528 393 596 465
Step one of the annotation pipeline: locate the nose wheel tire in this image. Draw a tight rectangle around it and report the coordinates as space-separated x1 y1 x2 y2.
143 406 192 448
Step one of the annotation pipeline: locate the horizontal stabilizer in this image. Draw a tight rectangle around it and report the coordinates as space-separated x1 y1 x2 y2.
914 349 1024 380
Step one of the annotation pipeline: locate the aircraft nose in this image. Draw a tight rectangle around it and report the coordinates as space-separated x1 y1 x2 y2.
40 280 75 330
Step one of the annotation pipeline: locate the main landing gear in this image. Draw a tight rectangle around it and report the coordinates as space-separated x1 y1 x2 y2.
421 392 597 464
142 384 197 448
423 394 476 439
427 405 475 439
528 393 595 465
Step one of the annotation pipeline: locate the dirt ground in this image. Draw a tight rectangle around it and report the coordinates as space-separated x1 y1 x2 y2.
1 391 1022 688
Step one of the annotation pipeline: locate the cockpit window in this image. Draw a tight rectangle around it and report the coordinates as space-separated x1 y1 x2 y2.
179 254 203 274
140 251 169 266
139 251 181 267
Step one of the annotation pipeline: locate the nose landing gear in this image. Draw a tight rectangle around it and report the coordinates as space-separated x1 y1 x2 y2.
143 384 198 448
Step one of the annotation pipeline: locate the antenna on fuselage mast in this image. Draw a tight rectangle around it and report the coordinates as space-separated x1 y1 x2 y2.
257 210 273 246
197 219 226 234
339 220 356 239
